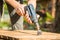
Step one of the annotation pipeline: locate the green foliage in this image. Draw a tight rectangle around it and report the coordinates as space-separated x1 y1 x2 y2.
0 21 10 28
37 0 50 2
4 9 8 14
24 20 35 30
4 3 7 10
46 12 54 22
3 1 54 31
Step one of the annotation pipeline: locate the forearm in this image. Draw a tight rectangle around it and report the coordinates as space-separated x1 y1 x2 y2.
28 0 36 9
5 0 21 9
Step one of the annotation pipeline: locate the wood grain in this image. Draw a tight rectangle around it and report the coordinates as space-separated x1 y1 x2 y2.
0 30 60 40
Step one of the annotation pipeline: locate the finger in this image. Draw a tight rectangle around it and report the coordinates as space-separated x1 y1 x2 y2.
16 8 21 15
16 7 24 16
27 17 33 24
21 6 25 15
24 12 33 24
18 8 24 16
20 5 25 15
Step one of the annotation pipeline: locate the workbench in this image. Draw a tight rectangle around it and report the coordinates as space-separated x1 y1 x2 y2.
0 30 60 40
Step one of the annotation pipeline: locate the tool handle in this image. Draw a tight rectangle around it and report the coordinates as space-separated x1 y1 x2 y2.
25 4 38 23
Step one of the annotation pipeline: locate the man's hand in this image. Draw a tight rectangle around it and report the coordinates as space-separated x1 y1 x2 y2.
15 4 32 24
16 4 25 16
24 11 33 24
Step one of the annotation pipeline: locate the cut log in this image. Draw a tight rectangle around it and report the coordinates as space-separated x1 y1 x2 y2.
0 30 60 40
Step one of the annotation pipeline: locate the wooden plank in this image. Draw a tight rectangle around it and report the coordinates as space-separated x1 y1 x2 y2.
0 30 60 40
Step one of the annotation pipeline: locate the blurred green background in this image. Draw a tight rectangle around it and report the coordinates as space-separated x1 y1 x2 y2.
0 0 54 31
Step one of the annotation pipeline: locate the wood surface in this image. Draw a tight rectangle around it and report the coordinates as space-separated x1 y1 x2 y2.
0 30 60 40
